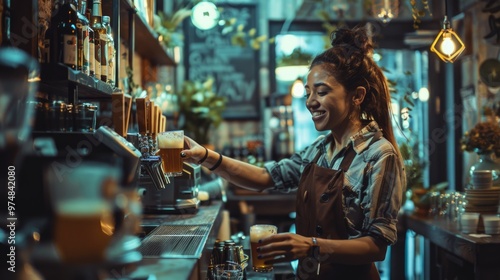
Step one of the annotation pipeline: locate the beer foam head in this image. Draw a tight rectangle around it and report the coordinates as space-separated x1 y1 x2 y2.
250 225 277 242
57 199 109 216
157 131 184 148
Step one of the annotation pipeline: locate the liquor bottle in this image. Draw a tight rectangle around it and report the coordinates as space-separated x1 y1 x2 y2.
76 0 90 75
102 15 115 85
92 0 107 82
85 8 95 76
90 1 101 80
46 0 78 69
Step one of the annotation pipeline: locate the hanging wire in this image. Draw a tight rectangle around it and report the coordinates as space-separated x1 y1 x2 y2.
444 0 448 18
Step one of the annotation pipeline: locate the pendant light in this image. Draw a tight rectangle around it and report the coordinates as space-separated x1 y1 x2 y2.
372 0 399 24
430 0 465 63
191 1 220 30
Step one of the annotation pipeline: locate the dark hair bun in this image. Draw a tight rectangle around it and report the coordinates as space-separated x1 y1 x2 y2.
330 26 373 56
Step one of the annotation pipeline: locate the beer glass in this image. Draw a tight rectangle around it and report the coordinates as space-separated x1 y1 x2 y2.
46 161 120 263
250 224 277 272
157 130 184 177
215 262 244 280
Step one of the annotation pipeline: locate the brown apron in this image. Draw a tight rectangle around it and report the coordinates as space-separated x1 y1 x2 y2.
295 144 380 280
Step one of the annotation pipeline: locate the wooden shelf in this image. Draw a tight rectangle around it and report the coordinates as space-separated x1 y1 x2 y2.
38 0 175 104
39 63 115 99
103 0 176 66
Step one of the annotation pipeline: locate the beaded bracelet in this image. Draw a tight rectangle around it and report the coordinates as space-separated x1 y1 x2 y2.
209 152 223 171
198 146 209 164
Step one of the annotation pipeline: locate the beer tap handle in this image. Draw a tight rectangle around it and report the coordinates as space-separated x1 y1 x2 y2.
161 115 167 133
136 97 149 156
155 104 162 133
111 91 132 138
136 97 148 136
124 93 132 136
150 101 156 135
111 91 126 137
149 101 157 154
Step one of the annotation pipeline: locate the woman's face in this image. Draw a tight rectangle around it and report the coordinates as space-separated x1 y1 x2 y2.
304 64 351 132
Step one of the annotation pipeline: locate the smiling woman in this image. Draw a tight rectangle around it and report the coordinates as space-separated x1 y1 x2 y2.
180 25 405 280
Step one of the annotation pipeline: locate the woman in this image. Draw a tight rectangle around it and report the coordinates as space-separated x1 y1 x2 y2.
181 25 406 279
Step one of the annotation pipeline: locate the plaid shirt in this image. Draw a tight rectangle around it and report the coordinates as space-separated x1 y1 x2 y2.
264 121 406 245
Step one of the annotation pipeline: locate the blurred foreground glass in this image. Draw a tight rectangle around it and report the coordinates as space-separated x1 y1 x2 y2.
250 224 277 272
215 262 243 280
45 161 120 263
0 47 39 164
157 130 184 177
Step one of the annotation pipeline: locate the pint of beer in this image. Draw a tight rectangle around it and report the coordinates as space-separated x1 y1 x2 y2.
54 200 113 263
250 224 277 272
45 161 120 264
157 130 184 177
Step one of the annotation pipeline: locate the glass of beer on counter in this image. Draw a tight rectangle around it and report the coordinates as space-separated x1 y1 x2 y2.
157 130 184 177
250 224 278 272
46 162 119 263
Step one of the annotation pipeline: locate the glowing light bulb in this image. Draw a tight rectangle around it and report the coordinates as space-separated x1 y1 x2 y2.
418 87 430 102
440 33 456 56
291 79 305 98
191 1 220 30
377 8 393 23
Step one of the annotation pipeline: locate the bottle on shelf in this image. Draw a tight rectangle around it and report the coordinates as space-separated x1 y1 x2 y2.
45 0 78 69
102 15 115 86
85 7 95 77
76 0 90 75
90 0 101 80
91 0 107 82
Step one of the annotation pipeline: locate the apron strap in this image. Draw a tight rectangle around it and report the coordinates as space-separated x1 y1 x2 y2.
338 145 356 172
312 130 383 171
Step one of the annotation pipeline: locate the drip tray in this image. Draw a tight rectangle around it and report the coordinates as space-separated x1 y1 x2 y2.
138 224 210 258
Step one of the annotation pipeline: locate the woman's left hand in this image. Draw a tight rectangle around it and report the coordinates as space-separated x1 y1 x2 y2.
256 233 312 264
181 136 206 165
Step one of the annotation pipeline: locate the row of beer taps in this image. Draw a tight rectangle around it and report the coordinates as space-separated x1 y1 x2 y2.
112 92 169 190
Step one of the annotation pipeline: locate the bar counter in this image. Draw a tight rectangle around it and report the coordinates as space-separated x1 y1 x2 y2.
30 200 223 280
128 200 225 280
403 212 500 280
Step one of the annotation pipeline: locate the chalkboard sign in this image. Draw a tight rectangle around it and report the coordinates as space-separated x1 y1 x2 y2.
184 3 260 119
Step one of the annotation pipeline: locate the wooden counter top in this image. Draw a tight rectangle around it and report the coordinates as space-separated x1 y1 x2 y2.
405 213 500 265
404 212 500 279
128 200 224 280
30 200 224 280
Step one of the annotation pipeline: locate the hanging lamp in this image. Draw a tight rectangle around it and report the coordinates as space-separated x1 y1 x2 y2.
372 0 399 24
430 0 465 63
191 1 220 30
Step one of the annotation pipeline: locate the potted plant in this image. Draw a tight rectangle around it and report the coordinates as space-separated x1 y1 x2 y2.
153 9 190 49
461 121 500 183
177 77 226 145
461 121 500 157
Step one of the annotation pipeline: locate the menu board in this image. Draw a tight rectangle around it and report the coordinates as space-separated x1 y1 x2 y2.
184 3 260 119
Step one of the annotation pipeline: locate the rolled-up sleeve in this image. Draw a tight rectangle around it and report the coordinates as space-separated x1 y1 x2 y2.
363 151 405 245
264 153 304 193
264 138 325 193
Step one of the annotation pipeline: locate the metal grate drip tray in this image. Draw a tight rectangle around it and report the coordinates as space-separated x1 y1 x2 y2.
138 224 210 258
